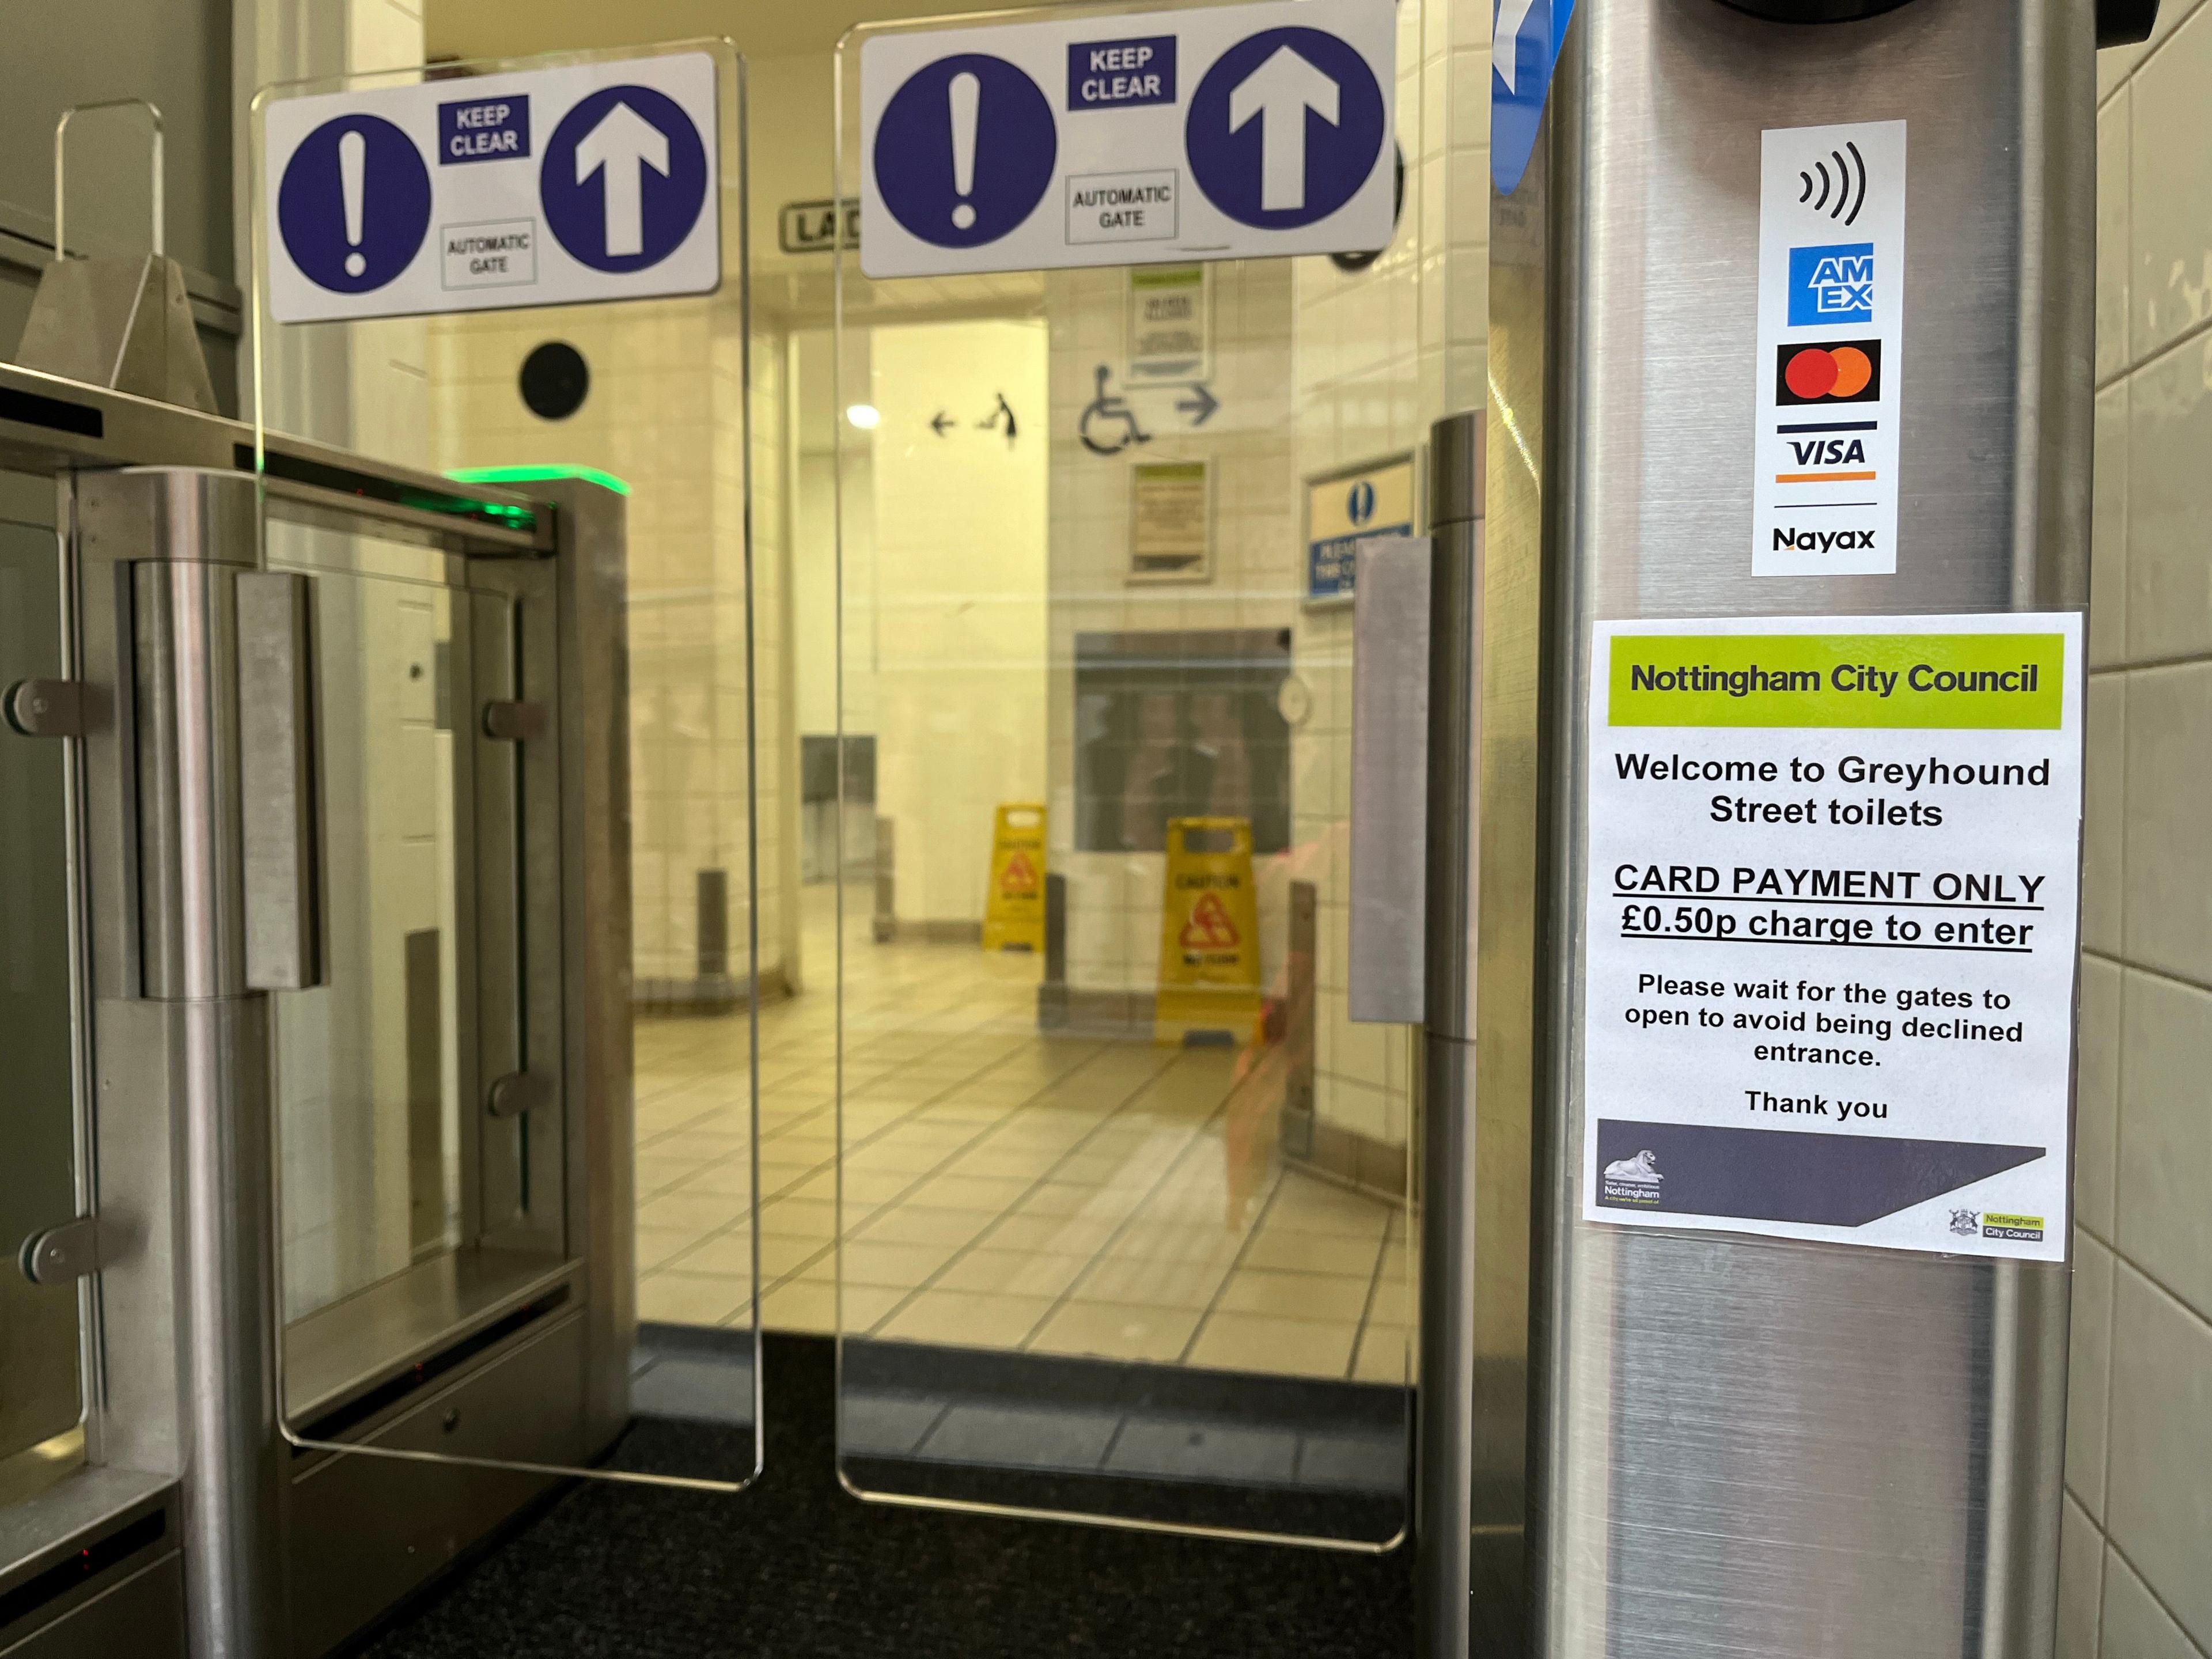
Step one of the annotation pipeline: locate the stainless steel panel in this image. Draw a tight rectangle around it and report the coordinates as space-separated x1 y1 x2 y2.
286 1315 584 1659
0 1551 185 1659
1514 3 2091 1655
529 478 636 1458
1349 535 1432 1026
237 571 325 993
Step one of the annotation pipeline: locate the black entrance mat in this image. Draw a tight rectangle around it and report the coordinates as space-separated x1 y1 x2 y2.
361 1331 1415 1658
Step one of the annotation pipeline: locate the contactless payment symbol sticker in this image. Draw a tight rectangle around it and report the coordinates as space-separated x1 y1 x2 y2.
262 50 720 324
1752 121 1907 578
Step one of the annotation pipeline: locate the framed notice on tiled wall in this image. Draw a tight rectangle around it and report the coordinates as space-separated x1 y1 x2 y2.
1128 459 1213 583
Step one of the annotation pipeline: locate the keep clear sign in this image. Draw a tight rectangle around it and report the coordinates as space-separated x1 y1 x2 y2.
858 0 1396 278
262 50 720 323
1582 613 2084 1262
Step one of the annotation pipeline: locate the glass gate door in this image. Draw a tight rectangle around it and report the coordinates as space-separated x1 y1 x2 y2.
826 1 1429 1547
0 491 88 1509
249 38 764 1498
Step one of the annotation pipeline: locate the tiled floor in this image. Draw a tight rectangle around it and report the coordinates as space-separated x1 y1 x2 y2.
632 887 1411 1385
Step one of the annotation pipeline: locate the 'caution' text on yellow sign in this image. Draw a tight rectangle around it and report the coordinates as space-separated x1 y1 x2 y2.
1155 817 1260 1046
983 804 1048 953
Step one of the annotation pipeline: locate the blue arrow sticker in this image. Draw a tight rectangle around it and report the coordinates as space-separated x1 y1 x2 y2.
1186 27 1387 232
1491 0 1577 197
540 85 709 273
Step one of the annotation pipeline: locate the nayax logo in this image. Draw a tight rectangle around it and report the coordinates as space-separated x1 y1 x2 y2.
1789 241 1874 326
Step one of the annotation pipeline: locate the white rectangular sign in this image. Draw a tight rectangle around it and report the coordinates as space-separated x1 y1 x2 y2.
858 0 1396 279
1752 120 1906 577
262 51 721 324
1582 613 2082 1261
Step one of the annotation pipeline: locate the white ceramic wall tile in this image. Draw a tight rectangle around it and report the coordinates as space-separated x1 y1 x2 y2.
2091 385 2129 669
2058 1494 2105 1659
2077 953 2122 1240
2116 967 2212 1323
2069 1229 2118 1522
2125 332 2212 664
2104 1263 2212 1650
2120 664 2212 984
2101 1549 2207 1659
2128 2 2212 364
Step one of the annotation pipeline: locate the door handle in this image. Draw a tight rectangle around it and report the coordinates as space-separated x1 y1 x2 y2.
1348 535 1432 1025
237 571 325 991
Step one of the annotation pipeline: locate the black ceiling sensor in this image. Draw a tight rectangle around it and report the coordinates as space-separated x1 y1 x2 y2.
1711 0 1919 19
519 342 589 421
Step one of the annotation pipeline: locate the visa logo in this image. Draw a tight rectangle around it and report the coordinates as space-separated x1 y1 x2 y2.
1788 438 1867 465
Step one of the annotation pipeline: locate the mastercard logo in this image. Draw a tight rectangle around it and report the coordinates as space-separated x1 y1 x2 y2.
1775 339 1883 406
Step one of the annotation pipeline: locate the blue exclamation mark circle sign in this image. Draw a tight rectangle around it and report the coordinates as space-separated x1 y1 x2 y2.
873 55 1056 249
277 115 432 294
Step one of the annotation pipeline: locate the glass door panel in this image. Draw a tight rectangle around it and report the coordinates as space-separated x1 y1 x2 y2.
250 34 761 1490
0 501 86 1505
828 2 1425 1547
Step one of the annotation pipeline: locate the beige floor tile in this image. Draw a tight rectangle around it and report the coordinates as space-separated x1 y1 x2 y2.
1214 1268 1374 1323
1240 1228 1383 1277
1185 1312 1357 1378
1028 1300 1202 1363
985 1213 1124 1256
760 1278 836 1334
908 1172 1035 1210
1264 1185 1397 1240
1103 1221 1248 1266
851 1205 996 1248
665 1232 752 1277
944 1147 1059 1180
638 1191 748 1233
1013 1181 1121 1217
674 1161 759 1199
634 1156 700 1195
841 1169 918 1205
931 1248 1092 1299
836 1284 911 1334
759 1197 836 1240
1352 1323 1411 1385
1074 1253 1234 1310
637 1271 751 1327
1365 1271 1414 1327
878 1290 1057 1349
635 1226 706 1270
762 1234 830 1278
838 1238 961 1287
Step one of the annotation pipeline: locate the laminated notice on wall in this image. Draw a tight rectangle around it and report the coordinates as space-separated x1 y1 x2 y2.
1581 613 2082 1261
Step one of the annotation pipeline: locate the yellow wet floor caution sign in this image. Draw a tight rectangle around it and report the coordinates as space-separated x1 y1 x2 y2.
982 804 1048 952
1156 817 1260 1045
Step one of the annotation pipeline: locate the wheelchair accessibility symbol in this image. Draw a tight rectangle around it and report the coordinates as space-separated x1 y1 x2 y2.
1080 364 1152 456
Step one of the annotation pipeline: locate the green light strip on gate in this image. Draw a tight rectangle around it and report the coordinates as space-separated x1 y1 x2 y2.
448 464 634 498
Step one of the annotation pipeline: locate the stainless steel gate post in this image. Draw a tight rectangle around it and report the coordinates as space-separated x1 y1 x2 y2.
1495 2 2099 1655
77 467 290 1659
